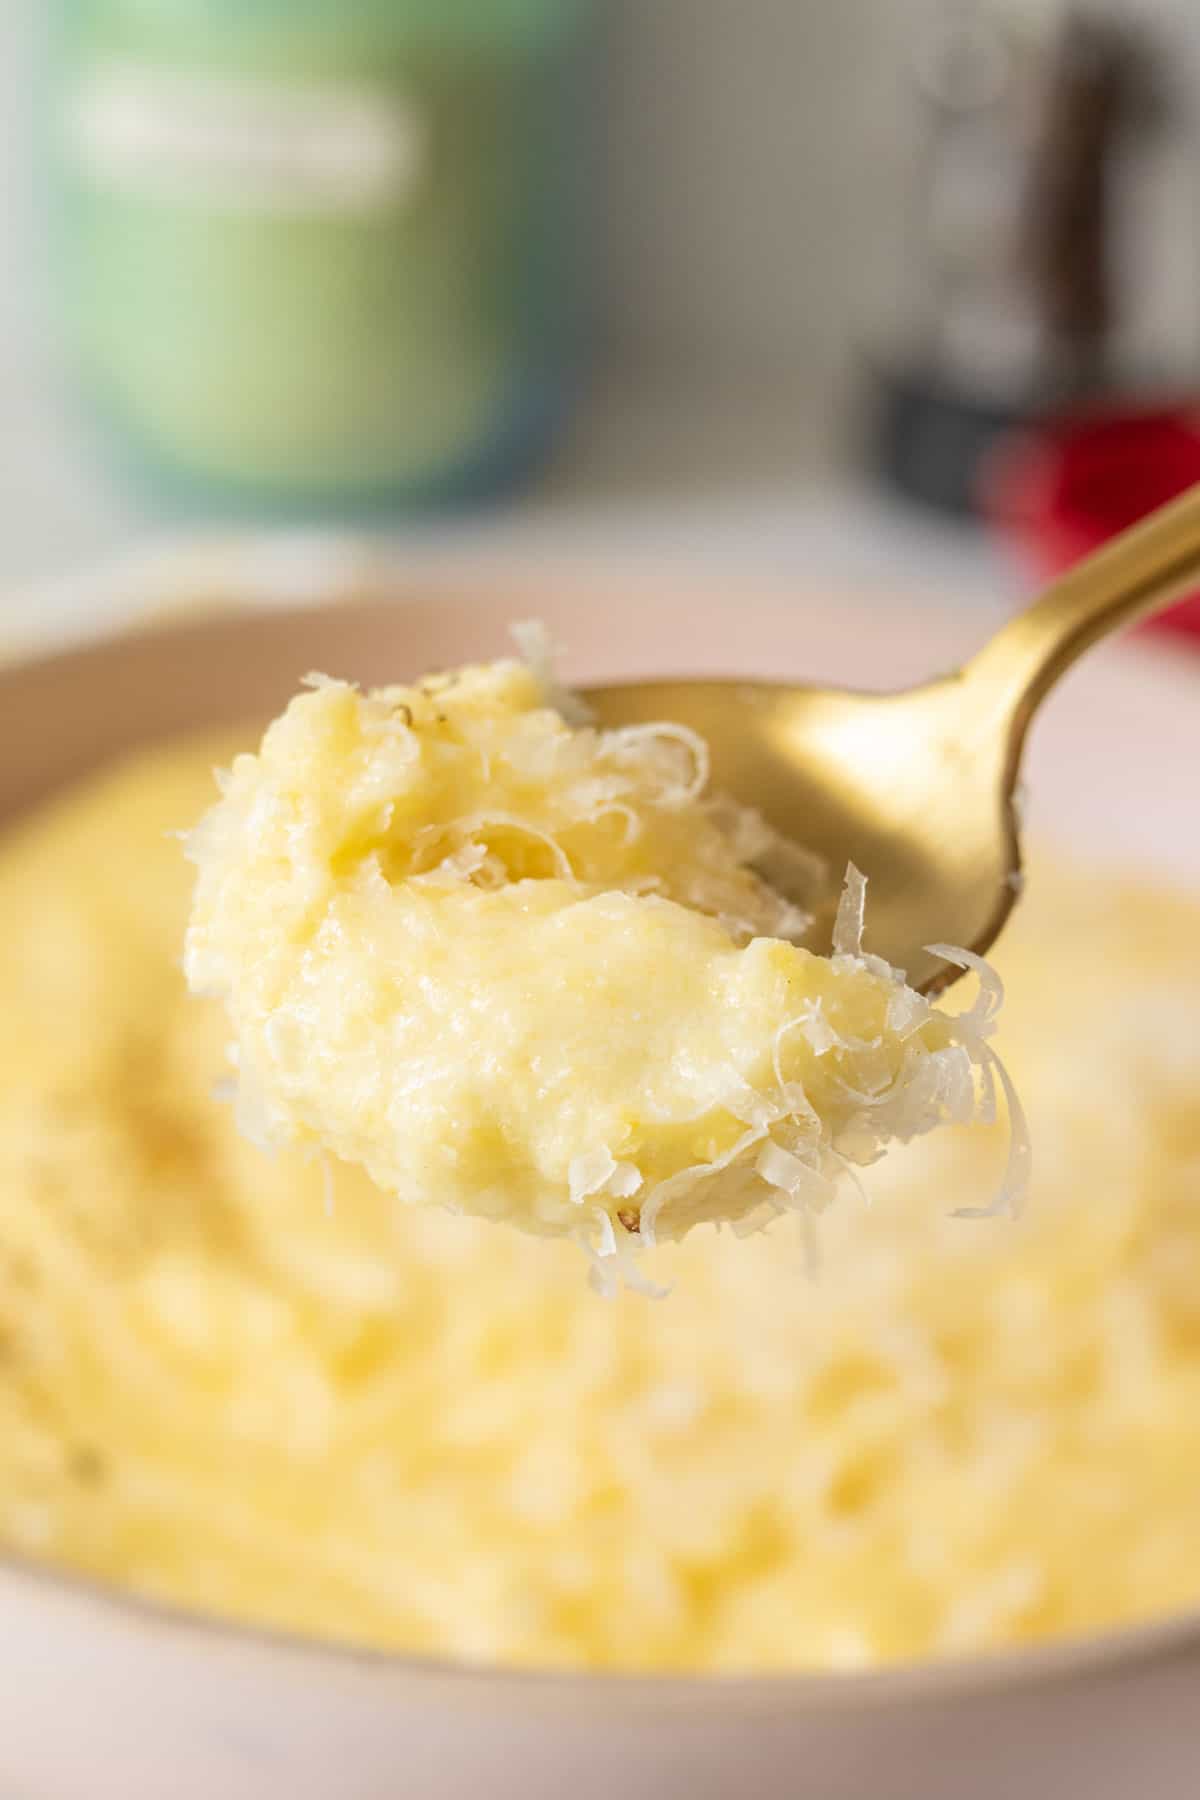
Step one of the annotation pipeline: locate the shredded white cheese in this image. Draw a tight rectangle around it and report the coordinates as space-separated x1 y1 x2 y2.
184 636 1022 1265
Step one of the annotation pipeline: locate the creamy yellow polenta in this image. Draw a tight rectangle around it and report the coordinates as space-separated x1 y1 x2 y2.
184 656 998 1255
1 731 1199 1669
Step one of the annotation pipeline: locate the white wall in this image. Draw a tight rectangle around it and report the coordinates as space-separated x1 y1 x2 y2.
598 0 905 390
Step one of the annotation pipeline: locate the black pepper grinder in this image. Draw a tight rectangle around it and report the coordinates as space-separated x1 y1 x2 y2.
864 2 1166 517
1021 10 1162 401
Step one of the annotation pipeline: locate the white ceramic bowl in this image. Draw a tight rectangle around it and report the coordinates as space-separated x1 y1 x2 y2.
0 567 1197 1800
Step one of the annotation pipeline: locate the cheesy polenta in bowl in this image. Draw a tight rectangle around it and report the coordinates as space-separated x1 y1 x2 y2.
0 580 1196 1800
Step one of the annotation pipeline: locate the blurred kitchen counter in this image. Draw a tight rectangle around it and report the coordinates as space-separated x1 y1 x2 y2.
2 369 1013 652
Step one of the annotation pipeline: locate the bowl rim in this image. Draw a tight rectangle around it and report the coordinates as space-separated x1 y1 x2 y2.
7 1532 1200 1717
3 567 1199 1714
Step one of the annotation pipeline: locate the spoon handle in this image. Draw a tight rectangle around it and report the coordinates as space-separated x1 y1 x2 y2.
967 479 1200 735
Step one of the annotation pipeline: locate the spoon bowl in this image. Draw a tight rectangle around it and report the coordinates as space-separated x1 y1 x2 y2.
589 674 1015 994
591 481 1200 990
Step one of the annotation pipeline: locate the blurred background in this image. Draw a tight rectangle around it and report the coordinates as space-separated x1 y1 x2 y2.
3 0 1200 640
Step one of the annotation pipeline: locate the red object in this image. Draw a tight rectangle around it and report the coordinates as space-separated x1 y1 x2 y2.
983 408 1200 644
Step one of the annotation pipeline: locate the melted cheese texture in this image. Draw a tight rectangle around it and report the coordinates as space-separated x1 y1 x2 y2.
184 659 996 1255
0 736 1199 1667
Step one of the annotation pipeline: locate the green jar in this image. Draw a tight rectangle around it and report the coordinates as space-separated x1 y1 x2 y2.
52 1 587 509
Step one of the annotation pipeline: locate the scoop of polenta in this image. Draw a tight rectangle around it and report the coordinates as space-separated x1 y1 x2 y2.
185 649 998 1263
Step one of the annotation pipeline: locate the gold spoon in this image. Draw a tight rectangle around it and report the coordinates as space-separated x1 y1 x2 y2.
587 482 1200 994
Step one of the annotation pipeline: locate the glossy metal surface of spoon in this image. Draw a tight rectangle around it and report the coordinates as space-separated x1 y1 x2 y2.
587 484 1200 993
